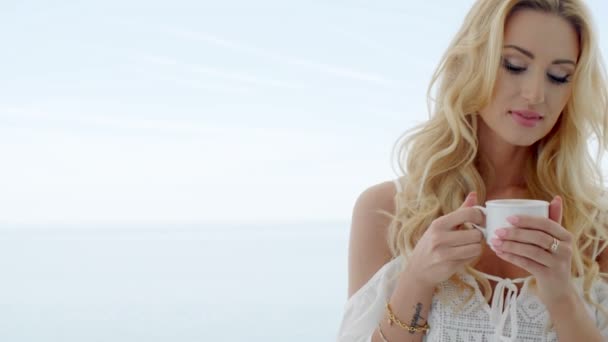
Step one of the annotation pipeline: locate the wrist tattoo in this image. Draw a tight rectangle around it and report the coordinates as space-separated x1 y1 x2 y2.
409 303 425 333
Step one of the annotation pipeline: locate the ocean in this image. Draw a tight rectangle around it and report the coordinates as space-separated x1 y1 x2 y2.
0 222 350 341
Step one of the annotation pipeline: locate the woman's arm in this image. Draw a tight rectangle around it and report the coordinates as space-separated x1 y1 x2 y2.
343 181 435 342
371 271 434 342
546 287 604 342
548 248 608 342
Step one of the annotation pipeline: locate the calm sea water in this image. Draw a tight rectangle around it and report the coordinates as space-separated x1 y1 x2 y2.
0 222 350 341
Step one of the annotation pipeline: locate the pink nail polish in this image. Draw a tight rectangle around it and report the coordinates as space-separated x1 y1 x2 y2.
495 229 506 237
491 238 502 246
506 216 519 225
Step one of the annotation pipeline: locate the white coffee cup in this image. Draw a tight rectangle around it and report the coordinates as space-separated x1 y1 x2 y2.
472 199 549 251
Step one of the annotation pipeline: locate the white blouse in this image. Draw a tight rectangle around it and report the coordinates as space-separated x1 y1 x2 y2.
337 179 608 342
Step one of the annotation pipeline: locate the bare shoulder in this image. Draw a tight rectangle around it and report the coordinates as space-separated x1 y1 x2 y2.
347 179 400 299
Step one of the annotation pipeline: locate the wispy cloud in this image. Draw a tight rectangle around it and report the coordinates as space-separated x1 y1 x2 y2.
139 55 306 90
0 102 319 138
0 103 219 134
166 28 399 88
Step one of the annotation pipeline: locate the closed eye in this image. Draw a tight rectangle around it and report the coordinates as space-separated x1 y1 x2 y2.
502 58 571 85
548 74 570 84
502 59 525 74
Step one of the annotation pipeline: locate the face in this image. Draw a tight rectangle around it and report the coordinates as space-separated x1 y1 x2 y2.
478 9 579 147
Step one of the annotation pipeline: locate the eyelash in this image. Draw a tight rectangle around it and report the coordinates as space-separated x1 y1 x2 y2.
502 59 570 84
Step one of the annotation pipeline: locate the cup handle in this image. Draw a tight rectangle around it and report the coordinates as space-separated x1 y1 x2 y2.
471 205 487 238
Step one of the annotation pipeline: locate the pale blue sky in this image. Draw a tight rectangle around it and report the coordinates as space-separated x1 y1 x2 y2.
1 1 607 224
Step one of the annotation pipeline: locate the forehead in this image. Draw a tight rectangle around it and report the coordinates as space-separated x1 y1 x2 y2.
504 9 579 62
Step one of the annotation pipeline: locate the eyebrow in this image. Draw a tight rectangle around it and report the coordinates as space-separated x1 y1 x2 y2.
504 44 576 66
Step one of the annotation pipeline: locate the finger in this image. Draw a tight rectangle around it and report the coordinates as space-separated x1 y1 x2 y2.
450 255 482 272
495 249 545 275
444 229 484 247
433 207 485 231
495 240 553 268
447 243 483 261
506 215 570 242
494 227 554 251
460 192 477 209
456 192 480 231
549 196 563 225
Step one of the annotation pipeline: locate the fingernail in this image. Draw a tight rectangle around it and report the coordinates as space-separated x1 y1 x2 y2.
506 216 519 225
491 238 502 246
495 228 507 237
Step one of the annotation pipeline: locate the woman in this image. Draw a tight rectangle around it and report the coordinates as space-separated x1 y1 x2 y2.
338 1 608 341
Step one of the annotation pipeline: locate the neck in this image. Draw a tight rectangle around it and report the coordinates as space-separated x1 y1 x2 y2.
477 120 531 194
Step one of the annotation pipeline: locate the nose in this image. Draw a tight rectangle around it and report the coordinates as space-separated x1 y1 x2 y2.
521 70 545 105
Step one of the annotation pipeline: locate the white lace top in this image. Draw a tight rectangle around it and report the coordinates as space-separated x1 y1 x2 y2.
337 179 608 342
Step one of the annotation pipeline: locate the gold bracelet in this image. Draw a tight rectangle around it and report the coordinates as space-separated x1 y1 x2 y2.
385 302 430 334
377 323 390 342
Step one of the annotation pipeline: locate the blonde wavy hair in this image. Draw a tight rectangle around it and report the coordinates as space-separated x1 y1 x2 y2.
382 0 608 324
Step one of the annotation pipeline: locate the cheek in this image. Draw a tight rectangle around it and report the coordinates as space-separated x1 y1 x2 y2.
547 86 573 115
479 77 515 120
494 73 520 103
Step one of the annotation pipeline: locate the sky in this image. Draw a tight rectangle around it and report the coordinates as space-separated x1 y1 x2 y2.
0 1 607 225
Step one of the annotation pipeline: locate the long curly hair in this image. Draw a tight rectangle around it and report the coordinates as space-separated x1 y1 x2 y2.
382 0 608 324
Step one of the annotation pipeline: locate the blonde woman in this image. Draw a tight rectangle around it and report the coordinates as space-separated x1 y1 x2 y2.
338 1 608 341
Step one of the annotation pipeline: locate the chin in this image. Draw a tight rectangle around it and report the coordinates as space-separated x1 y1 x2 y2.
501 133 540 147
512 140 537 147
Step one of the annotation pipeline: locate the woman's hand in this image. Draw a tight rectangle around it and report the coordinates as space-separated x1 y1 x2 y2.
407 192 485 288
490 196 575 306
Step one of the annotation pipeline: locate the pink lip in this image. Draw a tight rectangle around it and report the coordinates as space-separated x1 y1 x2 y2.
509 110 543 127
511 110 543 119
